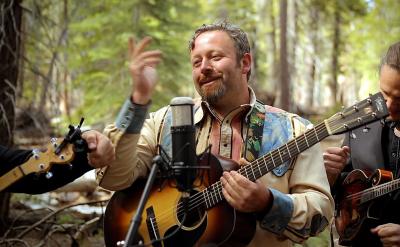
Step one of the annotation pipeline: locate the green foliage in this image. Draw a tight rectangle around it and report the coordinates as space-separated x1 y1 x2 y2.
19 0 400 127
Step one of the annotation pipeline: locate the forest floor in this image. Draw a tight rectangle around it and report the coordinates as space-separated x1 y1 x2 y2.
3 188 111 247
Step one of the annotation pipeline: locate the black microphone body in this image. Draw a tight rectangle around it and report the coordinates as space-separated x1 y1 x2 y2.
170 97 197 192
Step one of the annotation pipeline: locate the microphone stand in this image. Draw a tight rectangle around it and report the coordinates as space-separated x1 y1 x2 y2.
122 155 164 247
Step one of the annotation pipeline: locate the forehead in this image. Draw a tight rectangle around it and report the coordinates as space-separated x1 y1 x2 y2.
191 31 235 53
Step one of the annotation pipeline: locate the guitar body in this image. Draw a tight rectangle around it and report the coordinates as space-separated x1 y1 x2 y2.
335 169 393 246
104 153 256 247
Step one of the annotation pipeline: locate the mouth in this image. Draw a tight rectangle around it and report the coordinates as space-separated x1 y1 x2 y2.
199 76 220 85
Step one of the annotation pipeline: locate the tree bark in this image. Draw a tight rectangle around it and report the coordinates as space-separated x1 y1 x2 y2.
0 0 23 235
331 0 341 105
279 0 290 111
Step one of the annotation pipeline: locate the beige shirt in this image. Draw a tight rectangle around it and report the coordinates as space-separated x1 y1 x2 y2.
98 90 334 246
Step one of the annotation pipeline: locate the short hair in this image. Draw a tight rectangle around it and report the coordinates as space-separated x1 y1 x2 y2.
379 41 400 73
188 21 251 81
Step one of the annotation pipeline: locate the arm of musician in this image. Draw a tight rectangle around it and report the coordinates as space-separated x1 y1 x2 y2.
259 144 335 243
3 131 113 194
371 223 400 246
96 36 163 191
0 146 32 176
323 146 350 187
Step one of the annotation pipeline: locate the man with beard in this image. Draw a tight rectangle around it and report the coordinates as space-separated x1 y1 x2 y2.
97 21 333 246
324 41 400 247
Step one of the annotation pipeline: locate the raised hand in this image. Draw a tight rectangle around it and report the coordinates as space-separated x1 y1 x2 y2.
323 146 350 186
128 36 163 104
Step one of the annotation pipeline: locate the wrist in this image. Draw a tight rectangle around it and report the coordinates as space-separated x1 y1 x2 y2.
132 91 151 105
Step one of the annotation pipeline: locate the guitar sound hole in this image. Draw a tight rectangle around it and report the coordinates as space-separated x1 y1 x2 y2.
176 190 206 229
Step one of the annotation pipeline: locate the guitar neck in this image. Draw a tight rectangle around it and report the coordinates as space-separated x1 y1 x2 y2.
198 122 330 209
360 178 400 204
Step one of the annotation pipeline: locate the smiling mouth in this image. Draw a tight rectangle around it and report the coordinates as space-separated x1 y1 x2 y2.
200 77 220 85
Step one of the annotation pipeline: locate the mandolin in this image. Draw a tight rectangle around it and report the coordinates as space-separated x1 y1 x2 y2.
104 92 389 247
335 169 400 246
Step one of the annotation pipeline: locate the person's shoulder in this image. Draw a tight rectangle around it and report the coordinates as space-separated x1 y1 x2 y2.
263 104 311 127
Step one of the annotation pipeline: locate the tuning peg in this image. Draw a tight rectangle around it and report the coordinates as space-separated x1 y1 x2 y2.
353 105 359 111
50 137 58 148
350 132 357 139
45 172 53 179
363 126 370 133
32 149 40 159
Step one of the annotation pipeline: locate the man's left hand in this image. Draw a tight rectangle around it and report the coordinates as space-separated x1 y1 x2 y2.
82 130 115 168
220 170 272 213
371 223 400 247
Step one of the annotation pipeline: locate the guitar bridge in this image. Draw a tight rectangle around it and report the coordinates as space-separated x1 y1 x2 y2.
146 206 161 246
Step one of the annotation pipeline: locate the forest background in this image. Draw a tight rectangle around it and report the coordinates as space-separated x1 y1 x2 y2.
0 0 400 246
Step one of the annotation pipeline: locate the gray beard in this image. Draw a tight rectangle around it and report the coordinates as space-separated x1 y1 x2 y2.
201 83 226 105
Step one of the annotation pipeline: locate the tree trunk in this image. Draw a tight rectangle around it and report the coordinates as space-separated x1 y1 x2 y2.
308 4 320 108
331 0 341 105
0 0 23 234
279 0 290 111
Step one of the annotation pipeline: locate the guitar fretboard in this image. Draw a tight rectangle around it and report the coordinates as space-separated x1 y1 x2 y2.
195 121 330 210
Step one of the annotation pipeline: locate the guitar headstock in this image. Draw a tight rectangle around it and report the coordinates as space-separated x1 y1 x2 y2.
23 138 75 176
325 92 389 135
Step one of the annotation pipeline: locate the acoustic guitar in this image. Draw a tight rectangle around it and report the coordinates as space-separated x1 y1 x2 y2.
335 169 400 246
104 92 389 247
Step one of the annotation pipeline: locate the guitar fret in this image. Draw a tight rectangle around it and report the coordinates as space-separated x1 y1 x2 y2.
257 160 262 177
250 166 256 181
313 128 320 142
294 138 301 153
285 143 292 159
203 191 209 209
303 133 310 147
209 186 215 206
270 152 276 167
218 184 223 201
278 149 284 163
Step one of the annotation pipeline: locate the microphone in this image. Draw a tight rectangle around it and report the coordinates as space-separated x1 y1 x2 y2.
170 97 197 193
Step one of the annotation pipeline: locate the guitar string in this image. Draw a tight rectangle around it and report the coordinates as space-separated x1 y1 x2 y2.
154 116 361 224
343 179 400 202
154 120 330 223
149 106 374 226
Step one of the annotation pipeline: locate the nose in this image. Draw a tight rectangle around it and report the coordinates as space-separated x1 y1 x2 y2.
200 59 212 74
387 97 400 112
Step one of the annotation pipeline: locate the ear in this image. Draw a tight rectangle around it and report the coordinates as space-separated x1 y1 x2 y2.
241 53 251 75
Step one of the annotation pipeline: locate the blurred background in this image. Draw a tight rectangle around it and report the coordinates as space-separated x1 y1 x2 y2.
1 0 399 246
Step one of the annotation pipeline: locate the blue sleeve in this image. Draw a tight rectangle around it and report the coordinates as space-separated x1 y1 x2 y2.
259 188 293 234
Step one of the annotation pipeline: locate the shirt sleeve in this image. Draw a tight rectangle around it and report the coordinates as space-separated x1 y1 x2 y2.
258 117 334 243
96 98 166 191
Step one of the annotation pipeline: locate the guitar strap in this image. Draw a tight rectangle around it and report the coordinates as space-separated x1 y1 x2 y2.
243 99 265 162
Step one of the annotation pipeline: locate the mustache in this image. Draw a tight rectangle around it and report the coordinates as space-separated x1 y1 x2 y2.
199 74 222 84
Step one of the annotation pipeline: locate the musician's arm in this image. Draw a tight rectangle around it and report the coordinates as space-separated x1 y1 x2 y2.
1 145 92 194
258 144 334 243
97 98 166 191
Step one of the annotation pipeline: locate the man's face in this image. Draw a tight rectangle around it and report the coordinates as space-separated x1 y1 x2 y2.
190 31 245 105
380 65 400 121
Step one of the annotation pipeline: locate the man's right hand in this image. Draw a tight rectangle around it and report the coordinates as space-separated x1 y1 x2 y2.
128 36 162 104
323 146 350 186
